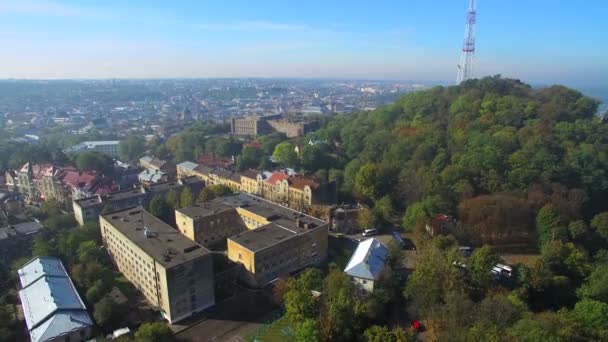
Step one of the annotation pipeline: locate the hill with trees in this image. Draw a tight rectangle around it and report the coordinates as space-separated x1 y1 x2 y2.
310 76 608 247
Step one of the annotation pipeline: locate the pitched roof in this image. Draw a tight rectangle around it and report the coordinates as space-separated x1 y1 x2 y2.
288 174 320 190
17 257 93 342
344 238 388 280
266 171 288 185
240 169 259 180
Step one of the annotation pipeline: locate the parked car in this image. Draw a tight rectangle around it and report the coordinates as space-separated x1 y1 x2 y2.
362 228 378 237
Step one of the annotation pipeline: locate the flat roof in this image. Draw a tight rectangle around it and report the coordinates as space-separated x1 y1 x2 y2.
228 223 296 252
101 208 209 268
176 201 235 219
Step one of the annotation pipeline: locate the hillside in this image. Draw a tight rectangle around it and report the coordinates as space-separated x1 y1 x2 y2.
313 76 608 246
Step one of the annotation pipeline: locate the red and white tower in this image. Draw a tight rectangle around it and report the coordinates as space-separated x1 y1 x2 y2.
457 0 476 84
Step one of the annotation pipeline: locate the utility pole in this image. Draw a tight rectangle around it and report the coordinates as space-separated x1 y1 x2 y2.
457 0 477 84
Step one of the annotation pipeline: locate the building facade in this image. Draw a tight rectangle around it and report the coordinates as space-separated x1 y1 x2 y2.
63 140 120 157
344 238 388 292
73 176 203 226
100 208 215 323
230 114 281 136
177 193 329 287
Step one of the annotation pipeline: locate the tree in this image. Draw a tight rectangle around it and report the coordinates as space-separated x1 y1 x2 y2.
467 245 500 289
570 299 608 340
590 212 608 241
284 277 318 324
272 142 298 167
536 205 562 246
41 199 63 217
295 319 321 342
509 312 578 342
180 187 194 208
197 184 233 203
357 207 376 230
149 195 171 223
94 297 120 328
236 146 265 170
74 151 113 174
165 190 180 210
135 322 175 342
77 240 102 263
118 136 146 161
577 264 608 302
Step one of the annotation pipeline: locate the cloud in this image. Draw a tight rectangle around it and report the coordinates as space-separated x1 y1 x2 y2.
194 20 308 32
0 0 111 19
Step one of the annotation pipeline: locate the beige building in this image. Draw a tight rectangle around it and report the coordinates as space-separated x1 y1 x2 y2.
73 176 203 226
100 207 215 323
230 114 281 136
177 193 328 287
267 119 317 138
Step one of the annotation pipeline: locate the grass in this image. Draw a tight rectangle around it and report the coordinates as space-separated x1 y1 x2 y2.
247 314 294 342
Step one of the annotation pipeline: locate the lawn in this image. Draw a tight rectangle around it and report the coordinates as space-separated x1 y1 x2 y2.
247 315 294 342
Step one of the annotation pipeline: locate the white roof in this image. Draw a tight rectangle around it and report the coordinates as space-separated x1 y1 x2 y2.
177 161 199 171
17 257 93 342
344 238 388 280
138 169 165 183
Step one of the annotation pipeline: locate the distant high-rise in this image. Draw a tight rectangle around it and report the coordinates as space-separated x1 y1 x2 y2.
457 0 477 84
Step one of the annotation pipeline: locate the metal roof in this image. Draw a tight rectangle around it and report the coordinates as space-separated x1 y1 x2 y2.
17 257 93 342
344 238 388 280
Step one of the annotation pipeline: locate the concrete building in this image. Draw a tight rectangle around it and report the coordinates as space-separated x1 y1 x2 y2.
179 162 337 212
17 257 94 342
230 114 281 136
63 140 120 157
344 238 388 292
100 208 215 323
72 176 203 226
139 156 176 178
267 119 317 138
177 193 328 287
6 163 66 203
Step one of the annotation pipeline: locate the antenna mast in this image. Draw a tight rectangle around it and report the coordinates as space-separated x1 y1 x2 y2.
456 0 476 84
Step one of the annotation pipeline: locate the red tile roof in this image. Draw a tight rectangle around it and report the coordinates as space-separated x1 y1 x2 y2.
266 171 289 185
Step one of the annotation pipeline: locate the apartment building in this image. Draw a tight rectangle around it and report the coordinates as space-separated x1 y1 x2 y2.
230 114 281 136
267 119 317 138
63 140 120 157
100 208 215 323
178 162 337 212
73 176 203 225
177 193 328 287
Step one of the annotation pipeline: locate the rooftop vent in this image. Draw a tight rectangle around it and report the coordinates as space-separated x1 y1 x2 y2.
144 227 157 238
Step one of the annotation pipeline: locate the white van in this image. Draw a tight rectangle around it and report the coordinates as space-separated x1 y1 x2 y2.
362 229 378 237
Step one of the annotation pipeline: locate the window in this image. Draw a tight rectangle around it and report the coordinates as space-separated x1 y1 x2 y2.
238 253 242 260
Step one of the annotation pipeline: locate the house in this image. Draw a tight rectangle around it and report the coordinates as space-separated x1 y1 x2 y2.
17 257 94 342
425 214 457 237
344 238 388 292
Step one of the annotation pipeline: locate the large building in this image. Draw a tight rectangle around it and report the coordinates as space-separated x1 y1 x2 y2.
267 118 317 138
72 176 203 226
63 140 120 157
176 162 337 212
230 114 281 136
176 193 328 287
100 208 215 323
17 257 95 342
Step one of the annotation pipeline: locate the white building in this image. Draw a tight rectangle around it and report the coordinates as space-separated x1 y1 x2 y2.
344 238 388 292
17 257 94 342
63 140 120 157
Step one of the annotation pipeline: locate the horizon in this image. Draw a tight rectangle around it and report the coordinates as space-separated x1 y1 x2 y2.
1 0 607 86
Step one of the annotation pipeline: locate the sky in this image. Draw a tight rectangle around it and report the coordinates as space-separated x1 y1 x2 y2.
0 0 607 87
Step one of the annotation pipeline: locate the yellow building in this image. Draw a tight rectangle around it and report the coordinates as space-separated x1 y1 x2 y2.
100 207 214 323
177 193 329 287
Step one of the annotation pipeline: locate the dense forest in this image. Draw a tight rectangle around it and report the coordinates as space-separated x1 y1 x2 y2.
275 77 608 341
307 76 608 246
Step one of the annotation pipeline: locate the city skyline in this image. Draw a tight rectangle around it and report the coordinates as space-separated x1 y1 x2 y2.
0 0 607 87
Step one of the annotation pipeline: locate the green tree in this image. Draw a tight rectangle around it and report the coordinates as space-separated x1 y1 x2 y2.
149 195 171 223
118 136 146 161
272 142 298 167
94 297 120 328
197 184 233 203
357 207 376 230
590 212 608 241
570 299 608 340
73 151 113 174
135 322 176 342
180 187 194 208
284 276 318 324
295 319 321 342
536 205 562 246
467 245 500 289
165 190 180 210
77 240 102 263
577 264 608 302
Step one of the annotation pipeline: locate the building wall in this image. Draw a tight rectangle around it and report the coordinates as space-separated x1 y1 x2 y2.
227 223 328 287
352 276 375 292
100 215 215 323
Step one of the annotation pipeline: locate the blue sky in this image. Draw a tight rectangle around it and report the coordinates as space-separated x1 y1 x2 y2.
0 0 606 86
